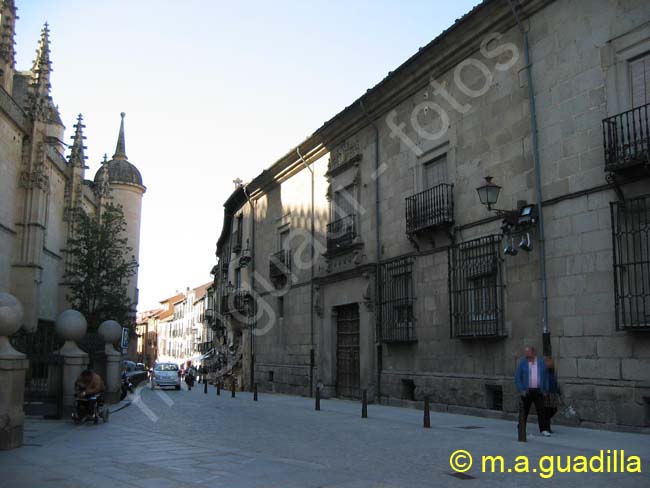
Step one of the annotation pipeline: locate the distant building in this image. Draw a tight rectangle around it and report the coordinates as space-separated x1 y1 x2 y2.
154 283 213 366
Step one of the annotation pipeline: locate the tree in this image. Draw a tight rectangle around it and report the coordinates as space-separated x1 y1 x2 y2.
64 203 137 331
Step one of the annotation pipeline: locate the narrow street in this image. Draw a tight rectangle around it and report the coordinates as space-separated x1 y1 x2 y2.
1 385 649 488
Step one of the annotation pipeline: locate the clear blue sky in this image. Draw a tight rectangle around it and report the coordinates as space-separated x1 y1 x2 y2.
18 0 480 310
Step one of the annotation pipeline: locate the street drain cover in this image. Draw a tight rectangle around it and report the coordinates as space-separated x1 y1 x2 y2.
448 472 476 480
455 426 483 430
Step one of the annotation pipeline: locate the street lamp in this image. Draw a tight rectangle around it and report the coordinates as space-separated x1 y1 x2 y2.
476 176 502 211
476 176 526 227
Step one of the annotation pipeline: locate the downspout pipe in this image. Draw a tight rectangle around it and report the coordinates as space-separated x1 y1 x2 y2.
507 0 550 355
359 99 382 402
296 147 316 397
242 186 256 390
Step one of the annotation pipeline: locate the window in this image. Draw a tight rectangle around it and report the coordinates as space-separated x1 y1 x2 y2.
423 154 448 190
235 267 242 290
379 256 416 342
233 214 243 253
449 235 505 338
279 229 290 252
630 53 650 108
612 195 650 330
332 185 356 220
278 296 284 319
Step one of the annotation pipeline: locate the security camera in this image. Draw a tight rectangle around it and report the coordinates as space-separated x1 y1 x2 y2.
519 233 532 252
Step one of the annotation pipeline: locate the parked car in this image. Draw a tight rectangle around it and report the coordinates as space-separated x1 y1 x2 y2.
151 362 181 390
122 360 148 386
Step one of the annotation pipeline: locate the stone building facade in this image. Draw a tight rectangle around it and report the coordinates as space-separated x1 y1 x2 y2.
154 283 212 366
213 0 650 430
0 2 145 333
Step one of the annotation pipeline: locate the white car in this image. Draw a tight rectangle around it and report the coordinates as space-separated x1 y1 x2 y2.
151 362 181 390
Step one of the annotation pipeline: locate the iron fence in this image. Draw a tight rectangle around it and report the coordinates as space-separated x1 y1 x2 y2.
405 183 454 234
449 235 505 338
603 102 650 172
10 321 64 419
611 195 650 330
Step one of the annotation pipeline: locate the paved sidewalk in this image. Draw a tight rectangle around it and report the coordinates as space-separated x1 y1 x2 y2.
1 385 649 487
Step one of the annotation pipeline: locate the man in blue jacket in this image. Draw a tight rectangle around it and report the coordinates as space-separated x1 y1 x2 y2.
515 345 551 437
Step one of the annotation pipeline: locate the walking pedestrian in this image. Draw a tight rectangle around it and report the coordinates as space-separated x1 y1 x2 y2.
515 345 551 437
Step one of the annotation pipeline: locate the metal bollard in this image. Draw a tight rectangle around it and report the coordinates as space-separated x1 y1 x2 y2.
423 397 431 429
204 379 208 394
315 386 321 411
518 396 527 442
231 380 236 398
361 389 368 419
253 383 258 401
216 381 221 396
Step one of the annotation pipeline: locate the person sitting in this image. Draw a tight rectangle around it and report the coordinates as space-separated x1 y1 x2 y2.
74 369 106 420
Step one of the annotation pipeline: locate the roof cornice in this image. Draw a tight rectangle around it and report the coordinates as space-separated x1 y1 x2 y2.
243 0 551 197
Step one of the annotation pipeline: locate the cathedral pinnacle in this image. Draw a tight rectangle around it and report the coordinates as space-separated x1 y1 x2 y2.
0 0 17 67
31 22 52 93
69 114 87 168
112 112 127 160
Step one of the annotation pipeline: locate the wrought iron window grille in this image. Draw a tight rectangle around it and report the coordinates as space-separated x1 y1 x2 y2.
449 235 505 338
379 256 416 342
612 195 650 330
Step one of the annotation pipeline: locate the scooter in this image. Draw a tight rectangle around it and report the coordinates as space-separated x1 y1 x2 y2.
120 375 134 401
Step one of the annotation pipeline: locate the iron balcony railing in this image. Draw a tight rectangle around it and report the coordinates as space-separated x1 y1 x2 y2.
327 214 356 253
221 290 251 316
405 183 454 235
611 195 650 330
603 102 650 172
269 249 291 279
195 341 212 354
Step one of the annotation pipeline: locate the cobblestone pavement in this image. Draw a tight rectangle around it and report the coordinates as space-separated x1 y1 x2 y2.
1 384 649 487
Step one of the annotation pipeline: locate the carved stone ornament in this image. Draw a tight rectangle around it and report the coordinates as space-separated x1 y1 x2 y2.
329 140 361 171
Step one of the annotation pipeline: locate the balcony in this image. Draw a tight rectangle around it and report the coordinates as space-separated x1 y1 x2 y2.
269 250 291 280
326 214 356 254
221 290 252 317
195 341 212 354
405 183 454 235
603 102 650 173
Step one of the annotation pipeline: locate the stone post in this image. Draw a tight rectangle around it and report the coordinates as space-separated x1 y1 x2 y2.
55 310 89 412
0 293 28 450
99 320 122 403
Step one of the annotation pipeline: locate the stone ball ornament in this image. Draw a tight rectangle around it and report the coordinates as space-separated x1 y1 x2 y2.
98 320 122 344
55 309 88 342
0 292 23 338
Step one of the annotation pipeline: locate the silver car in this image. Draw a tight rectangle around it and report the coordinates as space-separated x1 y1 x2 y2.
151 362 181 390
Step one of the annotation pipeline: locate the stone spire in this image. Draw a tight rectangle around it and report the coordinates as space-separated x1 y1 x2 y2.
0 0 16 66
112 112 127 160
69 114 87 168
0 0 16 92
31 22 52 95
